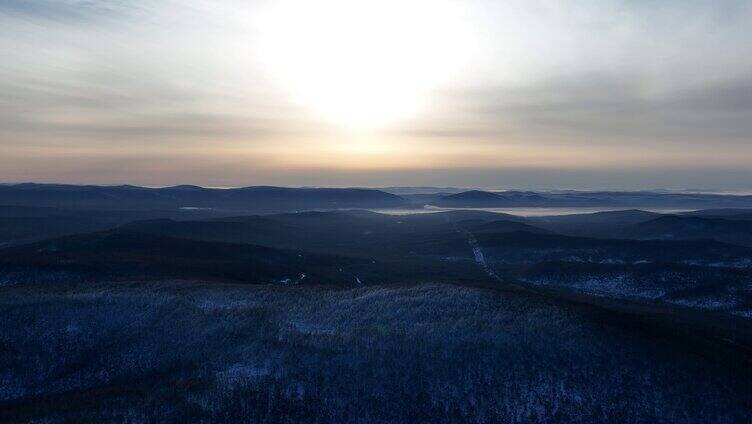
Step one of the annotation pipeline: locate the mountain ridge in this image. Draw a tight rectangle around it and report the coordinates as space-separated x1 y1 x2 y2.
0 183 408 212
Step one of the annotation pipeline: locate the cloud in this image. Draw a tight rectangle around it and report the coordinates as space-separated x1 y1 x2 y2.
394 73 752 146
0 0 150 25
1 0 751 188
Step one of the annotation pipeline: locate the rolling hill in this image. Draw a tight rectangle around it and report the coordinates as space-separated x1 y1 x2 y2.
624 215 752 247
0 230 374 286
0 184 409 212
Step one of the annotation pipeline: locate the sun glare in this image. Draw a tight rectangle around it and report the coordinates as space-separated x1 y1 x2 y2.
255 0 474 129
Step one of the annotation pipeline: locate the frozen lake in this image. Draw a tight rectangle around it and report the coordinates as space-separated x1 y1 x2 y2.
371 206 694 217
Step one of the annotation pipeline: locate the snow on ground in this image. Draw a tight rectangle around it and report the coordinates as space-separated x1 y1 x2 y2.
522 274 666 300
216 363 271 387
732 310 752 318
668 296 739 310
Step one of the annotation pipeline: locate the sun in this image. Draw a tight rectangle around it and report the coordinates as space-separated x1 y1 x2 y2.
255 0 474 129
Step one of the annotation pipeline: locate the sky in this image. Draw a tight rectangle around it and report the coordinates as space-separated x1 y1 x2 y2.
1 0 752 190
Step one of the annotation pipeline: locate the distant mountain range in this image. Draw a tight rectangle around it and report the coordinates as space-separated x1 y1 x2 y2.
6 184 752 212
0 183 408 212
432 190 548 207
424 190 752 208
